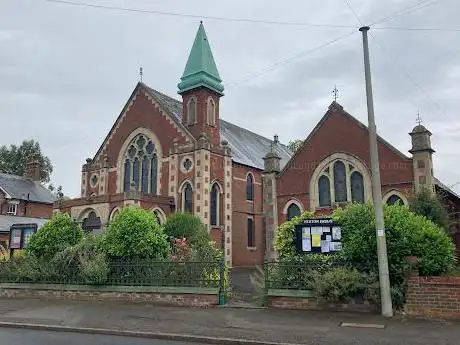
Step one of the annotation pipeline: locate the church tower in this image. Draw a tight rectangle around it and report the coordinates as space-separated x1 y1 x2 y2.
409 121 435 195
178 22 224 148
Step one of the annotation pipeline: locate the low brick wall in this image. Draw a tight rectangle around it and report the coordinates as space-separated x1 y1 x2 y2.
267 289 376 313
405 276 460 319
0 284 219 307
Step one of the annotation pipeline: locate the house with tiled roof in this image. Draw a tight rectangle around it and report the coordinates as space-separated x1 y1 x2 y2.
54 22 460 265
0 162 55 247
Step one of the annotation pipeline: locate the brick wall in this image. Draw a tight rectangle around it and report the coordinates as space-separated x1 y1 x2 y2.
268 295 376 313
405 275 460 319
1 200 52 219
231 164 264 266
276 104 414 221
0 286 218 307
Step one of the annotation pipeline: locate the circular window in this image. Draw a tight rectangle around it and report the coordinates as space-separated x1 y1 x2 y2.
181 157 193 173
90 174 98 187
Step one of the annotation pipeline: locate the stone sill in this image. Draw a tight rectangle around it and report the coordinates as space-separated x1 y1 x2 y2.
0 283 219 295
268 289 314 298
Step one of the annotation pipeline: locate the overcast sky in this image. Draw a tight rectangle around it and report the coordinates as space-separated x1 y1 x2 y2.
1 0 459 197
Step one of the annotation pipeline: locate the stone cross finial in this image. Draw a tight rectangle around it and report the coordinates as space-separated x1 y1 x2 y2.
416 111 422 125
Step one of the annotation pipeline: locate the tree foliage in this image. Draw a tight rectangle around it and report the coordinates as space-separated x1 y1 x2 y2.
287 139 303 154
101 207 169 259
0 140 53 182
26 213 83 260
333 202 456 308
409 187 449 230
274 211 314 258
163 212 210 246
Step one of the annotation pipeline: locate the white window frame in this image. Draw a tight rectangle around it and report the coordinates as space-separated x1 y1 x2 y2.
7 202 18 215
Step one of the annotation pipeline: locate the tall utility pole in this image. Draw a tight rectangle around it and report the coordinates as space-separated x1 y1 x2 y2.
359 26 393 317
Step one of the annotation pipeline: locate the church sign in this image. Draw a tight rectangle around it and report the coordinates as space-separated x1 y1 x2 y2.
9 223 38 251
295 219 342 254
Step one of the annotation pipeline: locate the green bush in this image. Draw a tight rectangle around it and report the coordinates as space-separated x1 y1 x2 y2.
333 202 456 308
409 187 450 230
102 207 169 259
312 267 361 303
51 235 109 284
26 213 83 260
163 212 210 246
274 211 314 258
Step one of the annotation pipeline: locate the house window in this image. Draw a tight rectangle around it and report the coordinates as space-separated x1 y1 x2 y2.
246 174 254 201
318 175 331 207
387 195 404 206
210 183 219 226
351 171 364 203
122 135 158 194
187 97 196 125
247 217 255 247
7 203 17 215
333 161 347 202
207 97 216 126
183 183 193 213
287 203 301 221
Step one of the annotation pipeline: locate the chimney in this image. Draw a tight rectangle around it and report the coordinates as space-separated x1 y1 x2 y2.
27 160 40 181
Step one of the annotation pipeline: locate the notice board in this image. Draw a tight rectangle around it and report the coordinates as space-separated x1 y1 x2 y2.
295 218 342 254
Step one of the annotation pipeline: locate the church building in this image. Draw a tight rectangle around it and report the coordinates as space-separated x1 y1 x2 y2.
54 23 460 265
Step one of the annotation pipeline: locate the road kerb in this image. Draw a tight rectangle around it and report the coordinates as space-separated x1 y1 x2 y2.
0 321 303 345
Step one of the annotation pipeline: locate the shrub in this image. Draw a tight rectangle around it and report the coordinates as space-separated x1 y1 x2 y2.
312 267 361 303
333 202 456 308
274 211 314 258
163 212 210 246
102 207 169 259
51 235 109 284
27 213 83 260
409 187 450 230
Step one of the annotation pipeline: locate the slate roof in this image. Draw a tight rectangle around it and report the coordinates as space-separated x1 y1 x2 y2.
143 84 292 170
0 173 56 204
435 177 460 200
0 215 49 233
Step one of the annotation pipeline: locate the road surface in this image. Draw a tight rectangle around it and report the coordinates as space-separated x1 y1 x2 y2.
0 327 203 345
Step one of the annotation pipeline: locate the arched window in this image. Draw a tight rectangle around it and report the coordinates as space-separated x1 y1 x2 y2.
334 161 347 202
318 175 331 207
82 211 101 233
387 194 404 206
210 183 219 226
122 135 158 194
351 171 364 203
287 203 301 220
187 97 196 125
183 183 193 213
247 217 255 247
207 97 216 126
246 174 254 201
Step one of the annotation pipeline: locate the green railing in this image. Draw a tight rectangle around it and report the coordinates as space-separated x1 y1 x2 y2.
0 259 222 288
264 260 366 291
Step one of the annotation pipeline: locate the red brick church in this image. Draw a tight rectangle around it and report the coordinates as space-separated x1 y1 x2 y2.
54 23 460 266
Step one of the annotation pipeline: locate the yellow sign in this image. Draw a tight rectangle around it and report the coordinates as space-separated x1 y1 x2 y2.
312 234 321 247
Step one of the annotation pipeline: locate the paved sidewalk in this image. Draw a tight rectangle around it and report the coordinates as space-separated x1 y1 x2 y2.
0 298 458 344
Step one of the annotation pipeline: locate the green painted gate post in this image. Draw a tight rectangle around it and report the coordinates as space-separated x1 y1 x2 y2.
218 259 225 305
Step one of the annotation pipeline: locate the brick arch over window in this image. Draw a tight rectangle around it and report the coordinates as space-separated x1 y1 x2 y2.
179 179 194 213
116 128 163 194
282 199 304 221
383 190 408 206
309 152 372 209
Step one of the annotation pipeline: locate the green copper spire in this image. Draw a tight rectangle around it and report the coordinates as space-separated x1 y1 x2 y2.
178 22 224 95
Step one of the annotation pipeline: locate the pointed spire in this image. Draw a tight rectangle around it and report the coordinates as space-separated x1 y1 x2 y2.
178 22 224 95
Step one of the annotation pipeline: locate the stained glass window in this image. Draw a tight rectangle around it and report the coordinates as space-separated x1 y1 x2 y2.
319 175 331 207
351 171 364 203
287 204 301 220
334 161 347 202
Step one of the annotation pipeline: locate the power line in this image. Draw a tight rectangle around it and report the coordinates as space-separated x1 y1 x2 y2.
371 0 447 26
46 0 460 32
226 30 356 87
46 0 356 29
343 0 453 123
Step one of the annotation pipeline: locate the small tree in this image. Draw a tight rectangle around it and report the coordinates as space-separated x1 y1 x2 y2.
409 188 449 230
287 139 303 154
163 212 210 247
274 211 314 259
102 207 169 259
27 213 83 260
